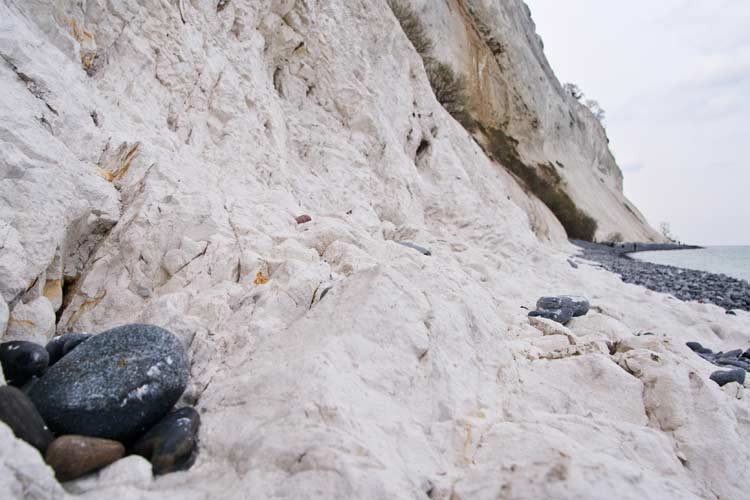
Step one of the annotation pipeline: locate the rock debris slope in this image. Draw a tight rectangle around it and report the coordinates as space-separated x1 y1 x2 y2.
0 1 748 499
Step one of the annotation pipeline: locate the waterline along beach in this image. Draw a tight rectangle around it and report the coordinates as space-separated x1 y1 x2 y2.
632 247 750 283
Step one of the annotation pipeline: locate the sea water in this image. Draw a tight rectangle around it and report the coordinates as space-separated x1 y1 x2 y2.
632 246 750 283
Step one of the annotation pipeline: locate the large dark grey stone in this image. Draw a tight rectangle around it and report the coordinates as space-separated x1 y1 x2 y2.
28 324 188 443
0 341 49 386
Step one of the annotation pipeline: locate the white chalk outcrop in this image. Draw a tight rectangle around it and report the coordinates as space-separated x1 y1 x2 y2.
0 1 746 499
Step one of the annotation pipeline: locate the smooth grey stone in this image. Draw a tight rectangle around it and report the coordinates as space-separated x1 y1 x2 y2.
528 307 574 325
397 241 431 256
0 341 49 387
28 324 188 442
719 349 743 360
698 352 717 362
0 386 54 453
726 310 737 316
45 333 93 366
536 296 589 317
710 369 746 387
133 407 200 474
688 343 714 355
715 359 750 371
686 342 706 352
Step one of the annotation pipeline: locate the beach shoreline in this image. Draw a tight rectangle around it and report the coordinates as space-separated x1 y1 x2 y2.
588 241 704 255
572 240 750 312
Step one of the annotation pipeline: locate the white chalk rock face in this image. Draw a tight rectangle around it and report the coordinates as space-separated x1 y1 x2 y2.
0 0 120 306
0 299 8 337
0 424 64 500
66 455 153 496
4 297 56 344
0 0 748 499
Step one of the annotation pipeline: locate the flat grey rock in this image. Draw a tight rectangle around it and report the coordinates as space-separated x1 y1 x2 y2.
536 296 590 317
528 308 574 325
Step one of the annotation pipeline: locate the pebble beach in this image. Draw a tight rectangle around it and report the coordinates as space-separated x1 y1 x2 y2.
574 240 750 312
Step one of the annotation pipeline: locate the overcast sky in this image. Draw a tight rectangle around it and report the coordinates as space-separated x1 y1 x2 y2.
524 0 750 245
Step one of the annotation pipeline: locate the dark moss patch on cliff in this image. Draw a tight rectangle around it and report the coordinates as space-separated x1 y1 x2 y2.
474 124 598 241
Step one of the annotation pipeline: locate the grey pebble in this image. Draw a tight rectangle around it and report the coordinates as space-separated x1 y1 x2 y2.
398 241 432 256
710 369 746 387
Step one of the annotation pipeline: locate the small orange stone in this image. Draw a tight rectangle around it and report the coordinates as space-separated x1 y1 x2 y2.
253 272 269 285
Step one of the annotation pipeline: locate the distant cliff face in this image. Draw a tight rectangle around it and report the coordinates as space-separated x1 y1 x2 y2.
410 0 662 243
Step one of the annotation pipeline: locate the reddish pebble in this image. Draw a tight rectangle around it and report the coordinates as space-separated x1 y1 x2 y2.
295 215 312 224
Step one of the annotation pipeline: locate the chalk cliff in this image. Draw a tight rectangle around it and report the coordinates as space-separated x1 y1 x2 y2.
414 0 661 242
1 1 746 499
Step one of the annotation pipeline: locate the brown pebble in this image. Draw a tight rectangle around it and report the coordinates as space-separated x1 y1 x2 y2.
45 435 125 481
295 214 312 224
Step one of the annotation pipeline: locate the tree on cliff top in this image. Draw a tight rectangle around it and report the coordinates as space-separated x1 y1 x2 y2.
564 82 606 124
563 82 583 100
